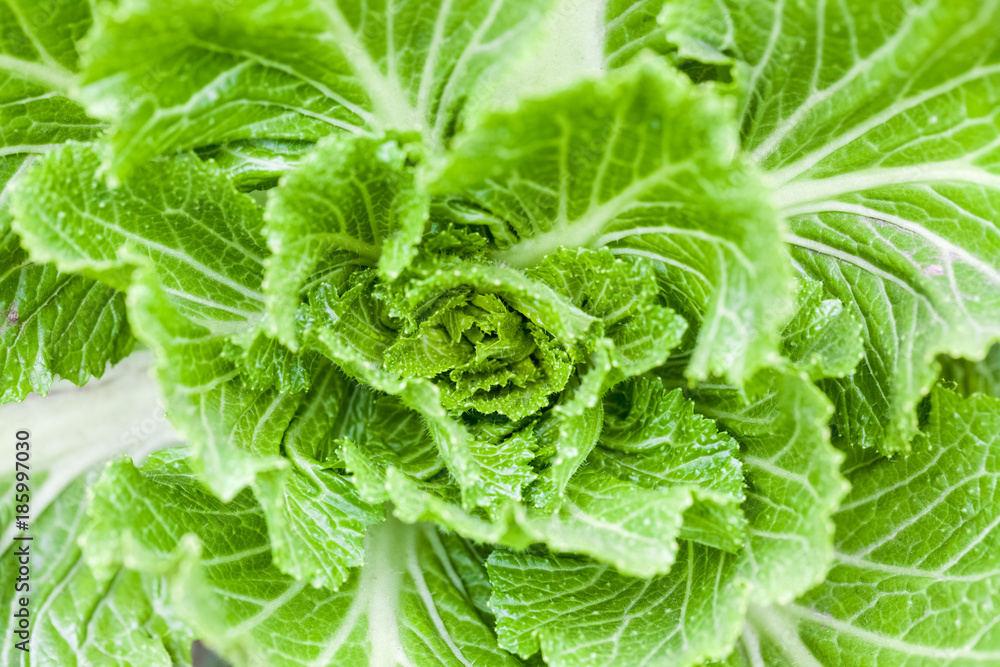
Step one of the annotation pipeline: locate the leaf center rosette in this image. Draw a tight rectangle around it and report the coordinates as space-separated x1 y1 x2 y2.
380 274 576 421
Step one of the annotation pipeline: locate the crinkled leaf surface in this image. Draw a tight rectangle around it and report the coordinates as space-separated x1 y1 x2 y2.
84 449 523 667
661 0 1000 452
433 59 791 384
594 378 746 552
80 0 553 177
488 369 846 667
0 475 184 666
691 370 848 605
781 278 864 381
10 144 314 501
349 375 744 577
0 0 133 402
265 132 427 344
726 386 1000 665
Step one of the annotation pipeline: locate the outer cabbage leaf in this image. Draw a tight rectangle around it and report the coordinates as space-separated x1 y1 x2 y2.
661 0 1000 452
432 59 791 384
726 386 1000 665
604 0 672 69
488 544 750 667
83 449 524 667
0 0 133 403
79 0 554 178
0 475 186 666
10 145 326 505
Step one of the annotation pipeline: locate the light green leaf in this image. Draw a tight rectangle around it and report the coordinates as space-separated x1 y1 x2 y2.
9 143 326 501
80 0 553 177
1 0 133 403
488 544 751 667
527 247 688 380
662 0 1000 452
386 465 695 579
368 377 747 576
535 467 694 578
84 450 523 666
0 474 182 666
529 340 611 511
730 386 1000 665
338 391 445 487
594 378 746 552
253 450 385 590
603 0 672 69
691 370 848 605
252 364 385 590
781 278 864 380
11 145 268 335
128 271 294 501
264 132 427 345
432 59 792 384
488 369 845 666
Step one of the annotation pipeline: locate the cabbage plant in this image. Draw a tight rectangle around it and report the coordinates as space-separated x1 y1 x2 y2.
2 0 1000 665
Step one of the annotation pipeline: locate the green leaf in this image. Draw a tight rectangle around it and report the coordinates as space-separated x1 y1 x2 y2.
251 364 386 590
0 474 183 666
365 377 747 577
10 143 332 500
80 0 554 177
691 370 848 605
385 464 695 579
488 369 845 667
11 146 269 333
603 0 672 69
594 378 746 552
527 247 688 380
662 0 1000 452
129 271 295 500
253 452 384 590
85 450 524 666
0 223 134 403
264 133 428 345
0 0 133 403
529 340 612 511
432 59 792 384
730 386 1000 665
488 544 751 667
781 278 864 380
